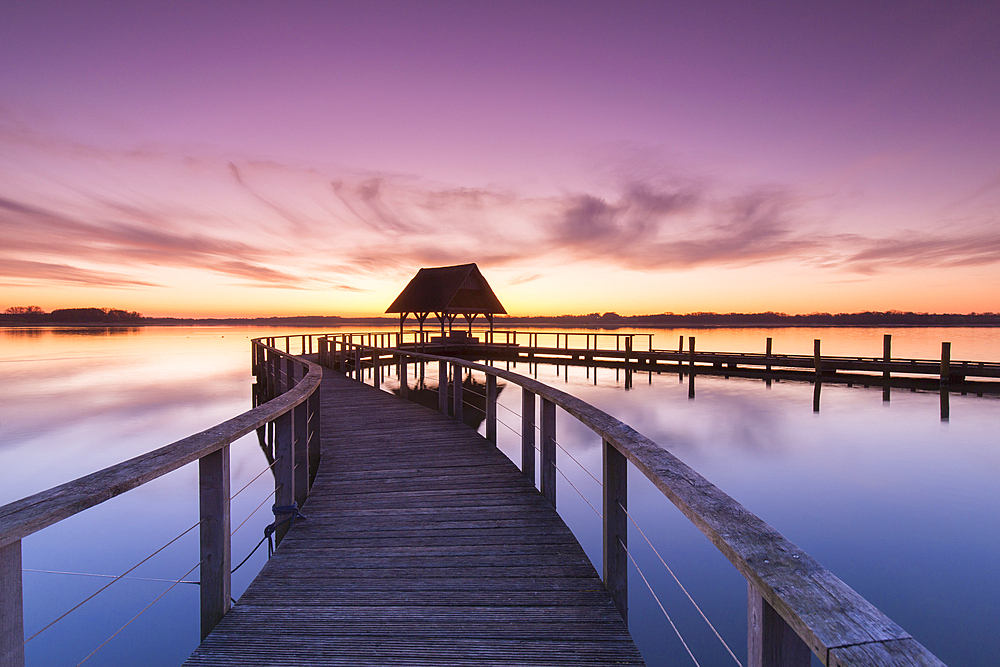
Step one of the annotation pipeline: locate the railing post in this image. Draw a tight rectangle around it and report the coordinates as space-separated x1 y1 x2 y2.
603 439 628 624
748 582 811 667
0 540 24 667
307 389 321 485
286 357 295 391
813 339 822 377
438 360 449 414
264 349 273 399
354 346 362 382
521 389 535 482
373 348 381 389
398 355 408 399
274 411 294 544
198 445 231 640
486 373 497 444
453 363 464 423
293 402 309 508
540 398 556 507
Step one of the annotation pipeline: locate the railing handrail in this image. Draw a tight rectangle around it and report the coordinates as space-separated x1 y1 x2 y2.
0 342 321 549
336 341 944 666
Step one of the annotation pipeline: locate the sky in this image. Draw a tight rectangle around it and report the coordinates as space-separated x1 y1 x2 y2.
2 1 999 317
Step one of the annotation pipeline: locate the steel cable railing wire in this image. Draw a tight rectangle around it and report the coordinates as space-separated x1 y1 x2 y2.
23 519 203 644
230 458 279 502
232 485 279 537
395 357 734 665
554 463 602 520
622 537 702 667
528 419 604 490
495 416 522 439
75 556 207 666
525 409 740 665
620 500 743 667
20 570 198 585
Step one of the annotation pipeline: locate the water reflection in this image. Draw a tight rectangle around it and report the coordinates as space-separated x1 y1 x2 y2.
3 325 998 667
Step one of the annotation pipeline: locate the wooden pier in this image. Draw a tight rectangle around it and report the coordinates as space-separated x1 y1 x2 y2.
0 331 956 667
185 370 642 666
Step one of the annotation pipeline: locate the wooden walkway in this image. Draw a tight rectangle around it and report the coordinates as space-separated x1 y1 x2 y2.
185 369 644 666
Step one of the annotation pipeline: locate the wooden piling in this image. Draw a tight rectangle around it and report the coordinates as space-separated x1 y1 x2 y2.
748 582 811 667
940 342 951 386
273 412 294 544
452 363 464 423
813 339 821 377
603 440 628 624
883 334 891 402
438 360 448 414
540 398 556 507
0 540 24 667
486 374 497 445
521 389 536 482
198 446 231 640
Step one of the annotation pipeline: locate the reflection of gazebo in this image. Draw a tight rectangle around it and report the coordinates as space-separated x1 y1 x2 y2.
386 263 506 337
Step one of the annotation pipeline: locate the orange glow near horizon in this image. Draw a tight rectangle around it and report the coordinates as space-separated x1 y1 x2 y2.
5 257 997 319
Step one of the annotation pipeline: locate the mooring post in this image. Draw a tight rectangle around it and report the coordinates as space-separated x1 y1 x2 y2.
0 540 24 667
813 339 821 377
486 373 497 445
688 336 696 371
273 411 295 544
748 582 811 667
813 381 821 413
883 334 892 402
453 362 464 423
765 337 772 372
438 360 448 414
603 439 628 624
540 398 556 507
940 341 951 387
521 389 536 482
199 445 231 640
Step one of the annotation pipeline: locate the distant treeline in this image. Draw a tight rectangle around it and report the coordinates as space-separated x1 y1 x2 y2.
496 311 1000 327
4 308 1000 327
1 306 144 324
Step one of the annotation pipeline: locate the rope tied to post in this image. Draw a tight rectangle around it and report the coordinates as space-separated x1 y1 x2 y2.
264 502 307 557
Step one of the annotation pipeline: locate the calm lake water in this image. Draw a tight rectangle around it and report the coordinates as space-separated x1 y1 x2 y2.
1 325 997 666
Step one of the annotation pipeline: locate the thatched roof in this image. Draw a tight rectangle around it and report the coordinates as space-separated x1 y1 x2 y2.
385 263 506 315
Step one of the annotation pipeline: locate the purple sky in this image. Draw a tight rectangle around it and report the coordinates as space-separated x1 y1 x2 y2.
2 1 999 316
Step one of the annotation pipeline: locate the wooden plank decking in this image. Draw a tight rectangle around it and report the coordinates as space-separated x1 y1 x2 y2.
185 368 644 666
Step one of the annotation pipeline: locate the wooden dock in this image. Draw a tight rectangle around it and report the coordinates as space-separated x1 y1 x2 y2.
184 369 644 666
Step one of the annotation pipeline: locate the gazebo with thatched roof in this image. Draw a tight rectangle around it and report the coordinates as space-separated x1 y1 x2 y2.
386 263 506 338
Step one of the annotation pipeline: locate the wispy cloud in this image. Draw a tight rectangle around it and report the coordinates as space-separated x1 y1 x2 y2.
0 257 158 287
2 115 999 297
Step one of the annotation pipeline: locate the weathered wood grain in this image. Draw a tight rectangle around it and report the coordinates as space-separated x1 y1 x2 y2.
186 369 643 666
368 347 948 667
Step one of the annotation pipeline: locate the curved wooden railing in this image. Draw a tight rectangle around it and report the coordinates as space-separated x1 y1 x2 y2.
318 336 946 667
0 339 321 667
